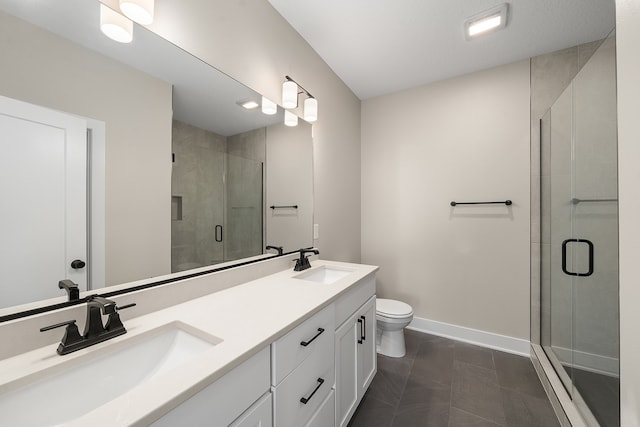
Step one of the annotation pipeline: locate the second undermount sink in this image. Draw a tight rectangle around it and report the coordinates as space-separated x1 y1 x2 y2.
0 321 222 426
294 266 353 284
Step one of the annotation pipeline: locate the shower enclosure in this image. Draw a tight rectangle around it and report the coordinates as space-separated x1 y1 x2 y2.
171 121 264 273
539 34 619 427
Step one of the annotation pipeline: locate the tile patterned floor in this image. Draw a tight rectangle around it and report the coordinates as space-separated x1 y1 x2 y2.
348 330 560 427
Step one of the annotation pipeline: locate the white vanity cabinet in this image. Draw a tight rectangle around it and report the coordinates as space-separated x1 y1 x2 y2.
151 346 271 427
271 304 336 427
334 275 377 427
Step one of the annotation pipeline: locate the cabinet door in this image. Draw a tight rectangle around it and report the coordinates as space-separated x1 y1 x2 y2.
230 392 272 427
335 314 358 427
357 297 377 397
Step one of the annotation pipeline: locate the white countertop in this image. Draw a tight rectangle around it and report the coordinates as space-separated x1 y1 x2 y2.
0 259 378 426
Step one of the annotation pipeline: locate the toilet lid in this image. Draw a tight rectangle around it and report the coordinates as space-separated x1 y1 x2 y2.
376 298 413 318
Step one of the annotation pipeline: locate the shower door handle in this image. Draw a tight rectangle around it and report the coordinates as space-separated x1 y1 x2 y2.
561 239 594 277
215 225 223 242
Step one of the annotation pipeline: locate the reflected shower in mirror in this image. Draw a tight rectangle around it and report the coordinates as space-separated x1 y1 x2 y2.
0 0 313 315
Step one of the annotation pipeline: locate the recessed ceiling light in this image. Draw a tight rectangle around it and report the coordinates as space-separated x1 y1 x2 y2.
239 100 260 110
464 3 509 40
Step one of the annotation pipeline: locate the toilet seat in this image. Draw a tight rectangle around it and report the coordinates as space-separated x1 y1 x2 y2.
376 298 413 319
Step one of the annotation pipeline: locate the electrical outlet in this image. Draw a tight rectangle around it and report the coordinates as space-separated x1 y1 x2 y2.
314 224 319 240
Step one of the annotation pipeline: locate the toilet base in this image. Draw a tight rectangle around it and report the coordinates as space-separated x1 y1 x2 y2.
376 328 406 358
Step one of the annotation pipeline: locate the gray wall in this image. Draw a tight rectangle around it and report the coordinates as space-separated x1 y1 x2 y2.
615 0 640 423
361 60 531 340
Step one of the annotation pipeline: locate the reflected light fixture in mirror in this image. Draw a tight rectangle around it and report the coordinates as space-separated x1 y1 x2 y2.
100 4 133 43
284 110 298 127
464 3 509 40
119 0 154 25
262 96 277 115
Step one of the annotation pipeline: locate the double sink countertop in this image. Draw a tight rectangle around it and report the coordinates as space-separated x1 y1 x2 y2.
0 260 378 426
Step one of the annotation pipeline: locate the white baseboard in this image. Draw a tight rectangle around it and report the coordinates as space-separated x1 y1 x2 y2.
550 345 619 378
407 316 531 356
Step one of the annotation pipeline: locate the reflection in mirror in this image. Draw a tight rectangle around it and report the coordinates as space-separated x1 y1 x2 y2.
0 0 313 316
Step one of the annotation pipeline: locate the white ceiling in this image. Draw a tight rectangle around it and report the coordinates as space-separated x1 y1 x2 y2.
268 0 615 100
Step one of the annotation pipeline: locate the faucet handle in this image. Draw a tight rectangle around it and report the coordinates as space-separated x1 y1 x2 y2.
40 320 84 355
104 302 136 333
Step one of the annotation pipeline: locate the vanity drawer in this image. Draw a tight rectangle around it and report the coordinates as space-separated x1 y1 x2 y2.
272 329 335 427
271 303 335 385
335 274 375 328
305 389 335 427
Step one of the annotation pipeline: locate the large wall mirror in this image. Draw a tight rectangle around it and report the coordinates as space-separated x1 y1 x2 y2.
0 0 314 318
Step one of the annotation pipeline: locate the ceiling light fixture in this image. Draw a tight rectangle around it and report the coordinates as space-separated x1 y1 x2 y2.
284 110 298 127
282 76 318 122
100 4 133 43
119 0 155 25
240 100 260 110
464 3 509 40
261 96 277 115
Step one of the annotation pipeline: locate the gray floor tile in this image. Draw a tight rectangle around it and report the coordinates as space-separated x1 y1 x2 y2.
451 361 506 426
454 341 495 370
367 355 414 407
350 331 561 427
500 387 560 427
449 408 503 427
411 337 455 387
396 375 451 412
492 350 547 399
348 393 395 427
392 402 450 427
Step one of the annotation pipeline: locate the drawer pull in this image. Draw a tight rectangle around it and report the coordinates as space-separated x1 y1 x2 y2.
360 315 366 341
300 328 325 347
300 377 325 404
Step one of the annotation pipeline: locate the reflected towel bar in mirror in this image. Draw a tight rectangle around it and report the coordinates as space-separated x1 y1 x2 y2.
450 200 512 206
571 198 618 204
270 205 298 209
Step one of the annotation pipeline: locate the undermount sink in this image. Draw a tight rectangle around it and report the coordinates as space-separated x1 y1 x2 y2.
0 321 222 426
294 266 353 284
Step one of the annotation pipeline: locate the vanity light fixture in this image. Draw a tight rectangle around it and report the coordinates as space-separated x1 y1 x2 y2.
282 76 318 122
261 96 277 115
100 4 133 43
282 79 298 109
464 3 509 40
119 0 155 25
284 110 298 127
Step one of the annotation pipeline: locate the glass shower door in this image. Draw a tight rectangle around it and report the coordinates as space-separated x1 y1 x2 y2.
541 32 619 427
570 34 619 427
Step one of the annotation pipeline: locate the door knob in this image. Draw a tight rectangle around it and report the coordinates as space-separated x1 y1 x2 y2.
70 259 86 269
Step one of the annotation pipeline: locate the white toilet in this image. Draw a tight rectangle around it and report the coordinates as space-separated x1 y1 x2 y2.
375 298 414 358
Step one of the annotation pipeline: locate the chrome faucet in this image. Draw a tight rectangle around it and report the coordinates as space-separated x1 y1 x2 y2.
294 248 320 271
40 295 136 355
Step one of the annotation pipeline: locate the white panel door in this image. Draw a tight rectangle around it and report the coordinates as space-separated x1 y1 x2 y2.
0 95 87 308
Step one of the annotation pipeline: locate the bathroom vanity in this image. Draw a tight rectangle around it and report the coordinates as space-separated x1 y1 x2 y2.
0 259 377 426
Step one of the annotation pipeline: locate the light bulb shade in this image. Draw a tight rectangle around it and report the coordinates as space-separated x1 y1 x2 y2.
284 110 298 127
119 0 154 25
261 96 277 115
100 4 133 43
303 97 318 122
282 80 298 109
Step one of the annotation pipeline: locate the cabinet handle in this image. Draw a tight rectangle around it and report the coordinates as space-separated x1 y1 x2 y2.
215 225 223 242
300 378 325 404
357 318 363 344
360 315 366 341
300 328 325 347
